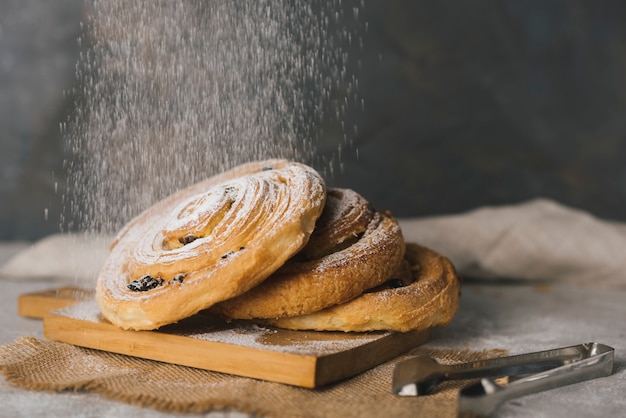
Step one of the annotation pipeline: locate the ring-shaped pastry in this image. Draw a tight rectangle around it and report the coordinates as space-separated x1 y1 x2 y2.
211 188 406 319
261 243 461 332
96 160 326 330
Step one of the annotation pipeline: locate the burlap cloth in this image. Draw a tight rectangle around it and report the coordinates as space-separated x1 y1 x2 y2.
0 336 505 417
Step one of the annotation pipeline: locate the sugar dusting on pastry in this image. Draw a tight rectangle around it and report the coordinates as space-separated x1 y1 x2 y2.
209 188 406 320
96 161 326 330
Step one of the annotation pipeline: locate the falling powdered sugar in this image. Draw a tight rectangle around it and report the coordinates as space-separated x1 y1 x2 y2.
62 0 365 242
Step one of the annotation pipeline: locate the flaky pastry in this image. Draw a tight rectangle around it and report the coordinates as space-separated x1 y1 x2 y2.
261 243 461 332
211 188 406 319
96 160 326 330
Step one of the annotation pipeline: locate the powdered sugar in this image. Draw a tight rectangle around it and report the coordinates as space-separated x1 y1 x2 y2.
183 322 383 356
54 300 103 323
53 300 385 356
64 0 363 240
96 161 326 332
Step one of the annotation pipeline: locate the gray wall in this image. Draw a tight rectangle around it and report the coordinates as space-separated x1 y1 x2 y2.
327 0 626 220
0 0 83 240
2 0 626 241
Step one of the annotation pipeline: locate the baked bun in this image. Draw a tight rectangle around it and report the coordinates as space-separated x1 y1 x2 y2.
96 160 326 330
261 243 461 332
210 188 406 319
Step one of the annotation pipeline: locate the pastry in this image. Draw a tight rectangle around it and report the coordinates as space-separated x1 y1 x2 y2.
261 243 461 332
96 159 326 330
211 188 406 319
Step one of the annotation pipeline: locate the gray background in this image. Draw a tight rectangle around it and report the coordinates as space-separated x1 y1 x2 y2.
2 0 626 241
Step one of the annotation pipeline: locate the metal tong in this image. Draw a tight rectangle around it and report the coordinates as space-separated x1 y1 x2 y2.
392 342 614 417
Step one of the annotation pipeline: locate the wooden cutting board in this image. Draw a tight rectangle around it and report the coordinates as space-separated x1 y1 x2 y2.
18 287 94 318
20 288 430 388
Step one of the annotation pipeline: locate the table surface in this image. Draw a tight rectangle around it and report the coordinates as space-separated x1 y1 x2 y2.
1 245 625 417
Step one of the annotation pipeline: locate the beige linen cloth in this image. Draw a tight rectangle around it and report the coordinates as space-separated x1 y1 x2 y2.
399 198 626 286
1 198 624 285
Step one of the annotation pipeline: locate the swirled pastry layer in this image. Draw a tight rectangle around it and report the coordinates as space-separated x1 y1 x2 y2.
211 188 406 319
262 243 461 332
96 160 326 330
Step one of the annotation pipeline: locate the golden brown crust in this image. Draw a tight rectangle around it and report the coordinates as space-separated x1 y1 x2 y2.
261 243 461 333
211 188 406 319
96 160 326 330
